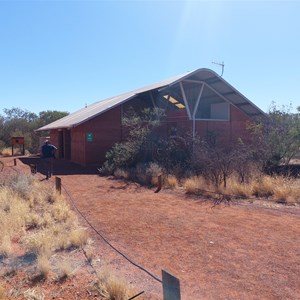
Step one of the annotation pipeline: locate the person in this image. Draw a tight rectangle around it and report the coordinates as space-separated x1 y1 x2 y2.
41 140 57 179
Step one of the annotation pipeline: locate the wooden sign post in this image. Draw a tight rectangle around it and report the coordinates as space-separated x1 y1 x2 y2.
11 137 25 156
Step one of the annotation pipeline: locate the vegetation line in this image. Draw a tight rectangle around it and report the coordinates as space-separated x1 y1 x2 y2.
61 182 163 284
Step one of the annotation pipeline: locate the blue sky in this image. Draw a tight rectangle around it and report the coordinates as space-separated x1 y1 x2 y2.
0 0 299 116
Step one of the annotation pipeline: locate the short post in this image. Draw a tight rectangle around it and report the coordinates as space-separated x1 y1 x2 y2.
154 174 162 193
13 158 17 166
55 176 61 194
162 270 181 300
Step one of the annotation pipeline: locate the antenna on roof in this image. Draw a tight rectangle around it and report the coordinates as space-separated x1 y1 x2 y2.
212 61 225 77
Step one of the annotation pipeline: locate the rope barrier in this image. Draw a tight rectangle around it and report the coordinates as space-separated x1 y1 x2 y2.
61 182 163 284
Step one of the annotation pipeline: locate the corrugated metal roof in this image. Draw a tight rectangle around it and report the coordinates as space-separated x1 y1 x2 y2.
36 71 194 131
36 68 265 131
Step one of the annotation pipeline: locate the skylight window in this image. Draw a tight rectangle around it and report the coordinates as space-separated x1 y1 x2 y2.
175 103 185 109
163 95 185 109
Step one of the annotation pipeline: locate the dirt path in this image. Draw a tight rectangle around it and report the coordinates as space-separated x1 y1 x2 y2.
4 157 300 299
59 172 300 300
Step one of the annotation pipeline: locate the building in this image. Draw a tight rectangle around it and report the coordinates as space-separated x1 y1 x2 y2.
36 68 265 166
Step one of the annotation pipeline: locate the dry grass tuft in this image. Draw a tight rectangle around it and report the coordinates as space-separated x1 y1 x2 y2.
183 173 300 205
23 288 45 300
57 258 74 280
252 176 274 198
184 176 212 197
36 254 51 279
272 177 299 204
226 178 252 199
0 235 12 257
163 175 178 189
0 148 12 157
68 228 89 248
96 267 134 300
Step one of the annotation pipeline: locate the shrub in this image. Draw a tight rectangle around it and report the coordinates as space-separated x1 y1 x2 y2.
68 228 89 248
36 254 51 279
57 258 74 280
252 176 274 198
163 175 178 189
8 174 34 199
113 168 129 180
226 177 252 199
184 176 207 194
0 148 11 157
0 235 12 257
96 267 133 300
23 288 45 300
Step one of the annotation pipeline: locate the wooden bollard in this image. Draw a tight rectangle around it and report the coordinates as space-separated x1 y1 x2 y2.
154 174 162 193
14 158 17 166
55 177 61 194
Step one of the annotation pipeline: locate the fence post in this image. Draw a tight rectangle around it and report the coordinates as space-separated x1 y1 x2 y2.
162 270 181 300
154 174 162 193
13 158 17 166
55 177 61 194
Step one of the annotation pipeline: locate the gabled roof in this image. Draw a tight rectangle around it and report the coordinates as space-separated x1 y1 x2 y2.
36 68 265 131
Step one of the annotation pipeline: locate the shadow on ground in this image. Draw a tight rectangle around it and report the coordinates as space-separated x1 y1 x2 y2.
19 156 99 176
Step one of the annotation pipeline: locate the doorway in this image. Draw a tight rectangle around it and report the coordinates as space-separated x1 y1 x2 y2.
58 129 71 160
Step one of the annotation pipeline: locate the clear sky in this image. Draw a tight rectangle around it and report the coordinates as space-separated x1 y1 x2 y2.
0 0 299 116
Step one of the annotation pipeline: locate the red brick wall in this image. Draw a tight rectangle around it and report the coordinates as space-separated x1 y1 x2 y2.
50 103 253 166
73 106 122 165
163 105 252 145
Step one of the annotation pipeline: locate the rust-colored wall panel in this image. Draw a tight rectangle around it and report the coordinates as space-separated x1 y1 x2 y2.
70 106 122 165
51 103 254 166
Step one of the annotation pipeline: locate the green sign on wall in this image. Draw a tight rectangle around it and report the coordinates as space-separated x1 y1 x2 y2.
86 132 93 142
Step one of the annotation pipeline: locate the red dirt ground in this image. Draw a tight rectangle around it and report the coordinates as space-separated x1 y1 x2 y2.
1 156 300 299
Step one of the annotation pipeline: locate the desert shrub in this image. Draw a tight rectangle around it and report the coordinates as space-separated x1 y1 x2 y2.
0 140 5 151
0 235 12 257
36 254 51 279
96 267 134 300
23 288 45 300
133 164 150 185
98 161 115 176
155 133 195 173
105 108 165 170
113 168 129 180
252 176 274 198
146 162 162 177
183 176 214 197
163 175 178 189
226 177 253 199
0 187 29 237
57 258 74 280
0 148 11 157
22 230 53 255
68 227 89 248
270 176 299 204
8 174 35 199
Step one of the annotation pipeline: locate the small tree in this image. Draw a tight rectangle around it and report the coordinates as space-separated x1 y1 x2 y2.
105 107 165 169
247 102 300 172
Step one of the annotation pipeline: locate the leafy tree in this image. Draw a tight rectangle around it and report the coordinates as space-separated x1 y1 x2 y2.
247 102 300 171
105 107 165 168
3 107 38 122
0 107 69 153
38 110 69 127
